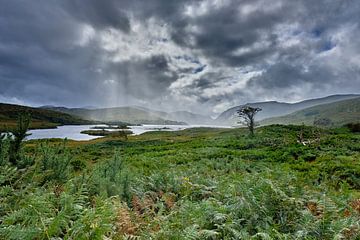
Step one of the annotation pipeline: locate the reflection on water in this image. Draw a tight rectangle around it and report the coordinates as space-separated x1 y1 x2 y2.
27 125 100 141
27 124 232 141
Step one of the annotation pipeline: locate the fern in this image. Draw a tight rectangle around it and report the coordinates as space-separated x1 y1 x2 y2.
89 150 132 203
37 141 72 184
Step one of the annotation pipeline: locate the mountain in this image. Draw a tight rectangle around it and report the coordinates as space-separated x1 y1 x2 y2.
131 106 213 124
0 103 92 131
165 111 213 125
42 106 187 125
216 94 360 125
260 97 360 126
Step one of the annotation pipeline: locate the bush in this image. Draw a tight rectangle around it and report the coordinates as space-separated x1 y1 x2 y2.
38 141 72 184
345 123 360 132
314 118 332 127
0 134 10 166
9 113 31 165
89 151 132 203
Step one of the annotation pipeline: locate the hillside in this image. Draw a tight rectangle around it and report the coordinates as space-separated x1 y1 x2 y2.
261 97 360 126
43 106 211 125
164 111 213 125
132 106 213 124
216 94 360 125
0 103 92 131
43 106 186 125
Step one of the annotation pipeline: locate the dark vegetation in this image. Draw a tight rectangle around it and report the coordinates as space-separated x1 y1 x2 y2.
8 113 31 165
0 116 359 239
81 129 132 138
346 123 360 133
0 103 93 131
91 125 131 130
314 117 333 127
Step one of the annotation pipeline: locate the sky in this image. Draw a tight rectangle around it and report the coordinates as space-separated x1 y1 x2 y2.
0 0 359 115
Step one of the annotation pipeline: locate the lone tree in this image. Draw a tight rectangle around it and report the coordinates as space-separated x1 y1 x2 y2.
237 106 262 136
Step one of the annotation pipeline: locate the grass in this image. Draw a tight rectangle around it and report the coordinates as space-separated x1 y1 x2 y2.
1 125 359 239
0 119 59 131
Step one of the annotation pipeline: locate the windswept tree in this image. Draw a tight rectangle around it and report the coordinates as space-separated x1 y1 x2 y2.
237 106 262 136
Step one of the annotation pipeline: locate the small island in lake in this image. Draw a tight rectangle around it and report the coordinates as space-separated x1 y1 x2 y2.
81 129 133 137
91 124 131 130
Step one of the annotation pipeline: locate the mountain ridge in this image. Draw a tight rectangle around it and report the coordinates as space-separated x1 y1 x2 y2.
0 103 93 131
260 97 360 126
216 94 360 125
42 105 213 125
41 106 187 125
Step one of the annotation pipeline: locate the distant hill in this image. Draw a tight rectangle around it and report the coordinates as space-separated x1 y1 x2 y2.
215 94 360 125
0 103 92 131
260 97 360 126
131 106 213 124
42 106 187 125
165 111 213 124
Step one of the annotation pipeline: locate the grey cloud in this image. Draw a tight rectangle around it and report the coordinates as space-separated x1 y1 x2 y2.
61 0 131 32
170 0 293 67
103 55 177 99
247 63 309 89
0 0 359 113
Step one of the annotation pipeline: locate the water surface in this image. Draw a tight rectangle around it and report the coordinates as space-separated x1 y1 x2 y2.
27 124 232 141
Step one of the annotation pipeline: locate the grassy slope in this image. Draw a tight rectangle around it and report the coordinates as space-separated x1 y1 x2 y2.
0 103 92 131
261 97 360 126
216 94 360 125
2 125 358 239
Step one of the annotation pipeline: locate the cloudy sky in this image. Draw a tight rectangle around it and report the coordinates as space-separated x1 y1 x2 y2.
0 0 359 115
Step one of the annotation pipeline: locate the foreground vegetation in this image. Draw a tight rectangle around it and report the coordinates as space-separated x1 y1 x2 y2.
0 124 359 239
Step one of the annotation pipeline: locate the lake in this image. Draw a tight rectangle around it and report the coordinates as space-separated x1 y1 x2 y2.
26 124 232 141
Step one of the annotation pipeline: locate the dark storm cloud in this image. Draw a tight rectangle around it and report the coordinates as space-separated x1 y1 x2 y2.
61 0 131 32
192 72 225 89
246 63 335 90
0 0 359 112
171 0 289 67
0 0 112 106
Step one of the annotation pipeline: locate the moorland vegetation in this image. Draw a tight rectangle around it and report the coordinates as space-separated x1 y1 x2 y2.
0 115 359 239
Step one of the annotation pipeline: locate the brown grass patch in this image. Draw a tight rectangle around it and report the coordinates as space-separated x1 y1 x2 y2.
306 201 323 218
116 206 139 236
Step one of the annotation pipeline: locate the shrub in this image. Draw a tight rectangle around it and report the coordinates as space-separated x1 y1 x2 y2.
314 118 332 127
89 151 132 204
9 113 31 166
38 141 72 184
0 134 10 166
345 123 360 132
